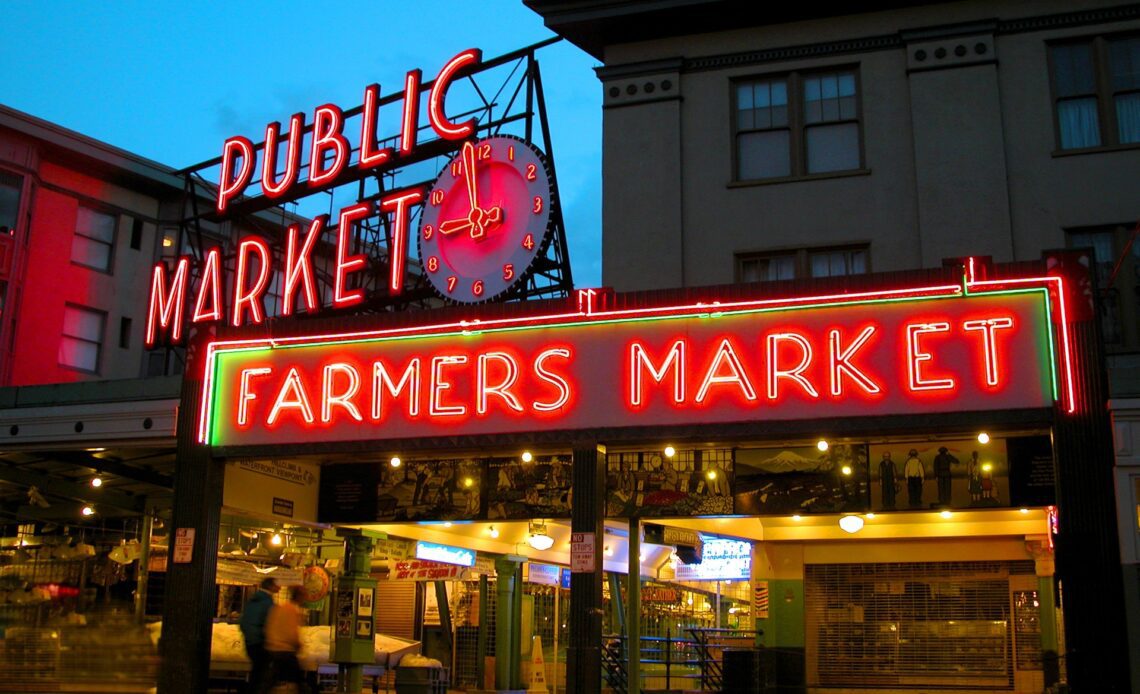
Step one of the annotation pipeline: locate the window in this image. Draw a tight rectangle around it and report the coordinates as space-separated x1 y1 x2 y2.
1050 35 1140 150
1068 224 1140 350
736 245 869 282
71 205 116 271
59 304 105 373
735 69 862 181
0 171 21 235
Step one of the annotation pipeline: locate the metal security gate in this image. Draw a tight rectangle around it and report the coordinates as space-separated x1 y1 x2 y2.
805 561 1036 689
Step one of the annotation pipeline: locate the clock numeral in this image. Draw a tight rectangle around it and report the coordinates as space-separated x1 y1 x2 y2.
478 143 492 160
522 234 535 251
426 256 439 273
503 263 514 281
472 280 485 297
446 275 458 293
422 224 434 240
533 196 543 214
508 145 515 162
526 163 537 181
450 161 462 178
430 189 444 206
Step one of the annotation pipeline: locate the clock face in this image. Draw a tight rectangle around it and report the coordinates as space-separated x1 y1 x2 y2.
418 135 553 303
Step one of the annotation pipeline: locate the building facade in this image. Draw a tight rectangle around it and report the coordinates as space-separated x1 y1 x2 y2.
529 0 1140 691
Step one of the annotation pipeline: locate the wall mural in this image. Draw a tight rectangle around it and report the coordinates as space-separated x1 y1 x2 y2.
486 455 573 520
733 443 869 515
319 460 483 523
868 439 1006 511
605 449 733 517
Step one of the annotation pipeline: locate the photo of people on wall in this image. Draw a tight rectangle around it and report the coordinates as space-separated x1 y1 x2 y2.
606 448 733 517
733 443 869 515
486 454 573 519
868 439 1008 511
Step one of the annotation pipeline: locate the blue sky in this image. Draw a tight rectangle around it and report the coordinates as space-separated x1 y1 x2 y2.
0 1 604 285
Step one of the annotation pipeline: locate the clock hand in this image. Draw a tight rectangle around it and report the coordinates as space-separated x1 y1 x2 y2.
462 141 478 213
439 218 473 235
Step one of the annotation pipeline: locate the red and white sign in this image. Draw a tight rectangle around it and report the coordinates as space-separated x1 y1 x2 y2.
173 528 195 564
199 279 1069 447
570 532 595 573
391 559 466 581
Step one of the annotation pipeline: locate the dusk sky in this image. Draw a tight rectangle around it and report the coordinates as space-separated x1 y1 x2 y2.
0 1 604 285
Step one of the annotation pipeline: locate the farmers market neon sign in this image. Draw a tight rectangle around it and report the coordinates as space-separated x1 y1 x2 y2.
198 268 1074 447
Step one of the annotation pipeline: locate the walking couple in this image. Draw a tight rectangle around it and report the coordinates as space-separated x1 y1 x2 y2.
239 577 312 693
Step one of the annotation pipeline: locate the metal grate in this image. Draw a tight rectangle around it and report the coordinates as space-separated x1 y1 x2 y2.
805 561 1034 689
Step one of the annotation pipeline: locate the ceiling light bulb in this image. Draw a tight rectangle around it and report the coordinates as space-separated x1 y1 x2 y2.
90 477 103 488
977 432 990 444
390 456 402 468
664 446 676 458
81 505 95 517
488 526 499 539
443 522 452 528
1019 508 1029 514
940 510 953 519
521 451 533 463
817 440 829 451
839 515 864 533
865 512 876 519
792 514 802 521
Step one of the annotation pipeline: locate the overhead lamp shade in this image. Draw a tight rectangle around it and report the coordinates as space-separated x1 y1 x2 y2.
839 515 864 534
527 521 555 550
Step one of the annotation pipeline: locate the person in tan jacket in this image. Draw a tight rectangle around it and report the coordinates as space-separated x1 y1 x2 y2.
264 588 309 693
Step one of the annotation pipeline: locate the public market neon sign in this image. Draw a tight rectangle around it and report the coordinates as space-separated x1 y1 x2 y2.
145 50 483 347
198 268 1073 447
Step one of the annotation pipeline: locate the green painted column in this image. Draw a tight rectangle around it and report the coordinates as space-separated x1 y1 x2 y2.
756 578 805 690
495 556 525 690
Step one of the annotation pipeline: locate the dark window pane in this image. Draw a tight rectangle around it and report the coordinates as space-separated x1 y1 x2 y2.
806 123 860 173
1052 43 1096 96
0 171 20 234
1116 92 1140 143
1110 37 1140 90
739 130 791 179
738 109 756 130
737 83 754 110
1057 98 1102 148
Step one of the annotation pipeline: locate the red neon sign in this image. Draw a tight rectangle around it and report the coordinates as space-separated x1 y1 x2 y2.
201 286 1059 447
215 49 480 213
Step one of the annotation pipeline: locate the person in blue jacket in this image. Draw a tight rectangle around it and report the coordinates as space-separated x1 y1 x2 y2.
239 577 280 694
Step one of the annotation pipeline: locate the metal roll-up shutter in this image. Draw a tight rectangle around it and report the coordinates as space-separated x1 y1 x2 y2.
805 561 1035 690
375 580 417 640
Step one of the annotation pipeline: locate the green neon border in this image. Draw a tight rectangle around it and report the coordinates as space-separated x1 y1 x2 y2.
205 287 1058 446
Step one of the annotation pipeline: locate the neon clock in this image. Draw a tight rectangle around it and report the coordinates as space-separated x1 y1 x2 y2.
418 135 554 303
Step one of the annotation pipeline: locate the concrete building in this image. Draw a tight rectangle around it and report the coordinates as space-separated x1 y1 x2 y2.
529 0 1140 691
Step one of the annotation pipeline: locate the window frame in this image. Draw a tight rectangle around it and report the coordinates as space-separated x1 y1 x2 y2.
1048 32 1140 154
732 65 867 183
735 244 871 283
70 203 118 273
58 303 106 375
1067 223 1140 353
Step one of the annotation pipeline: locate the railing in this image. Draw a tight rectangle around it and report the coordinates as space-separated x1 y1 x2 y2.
602 628 762 692
688 627 764 692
